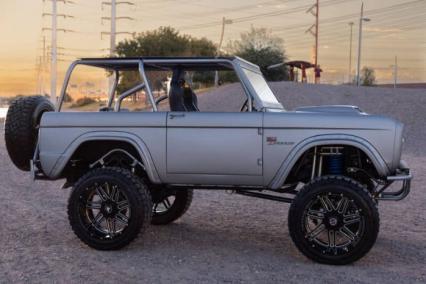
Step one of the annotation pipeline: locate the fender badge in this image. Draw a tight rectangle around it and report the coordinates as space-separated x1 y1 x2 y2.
267 137 294 146
266 136 277 145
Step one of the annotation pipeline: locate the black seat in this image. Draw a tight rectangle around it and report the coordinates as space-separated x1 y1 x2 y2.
169 69 199 112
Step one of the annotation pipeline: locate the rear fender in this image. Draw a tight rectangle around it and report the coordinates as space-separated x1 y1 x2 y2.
47 131 161 184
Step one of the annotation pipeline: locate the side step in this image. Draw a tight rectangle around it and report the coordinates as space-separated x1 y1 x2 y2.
235 190 294 203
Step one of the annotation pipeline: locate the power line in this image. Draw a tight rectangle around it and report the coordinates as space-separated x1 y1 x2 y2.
177 0 355 30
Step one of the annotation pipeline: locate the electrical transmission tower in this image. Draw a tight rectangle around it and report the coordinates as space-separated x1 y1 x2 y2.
42 0 74 105
306 0 319 82
101 1 135 57
348 22 354 84
391 56 398 88
36 36 47 96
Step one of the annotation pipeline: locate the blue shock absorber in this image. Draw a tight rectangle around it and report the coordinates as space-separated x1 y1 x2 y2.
328 155 344 175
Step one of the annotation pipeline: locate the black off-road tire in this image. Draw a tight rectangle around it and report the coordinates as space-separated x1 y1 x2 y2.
288 176 379 265
4 96 54 171
68 167 152 250
151 189 193 225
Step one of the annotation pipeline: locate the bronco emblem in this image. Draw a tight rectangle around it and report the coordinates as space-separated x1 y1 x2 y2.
267 137 294 145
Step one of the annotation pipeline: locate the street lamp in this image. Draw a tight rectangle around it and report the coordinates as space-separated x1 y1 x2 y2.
356 2 371 86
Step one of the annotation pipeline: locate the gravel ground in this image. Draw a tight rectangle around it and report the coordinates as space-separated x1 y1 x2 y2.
1 83 425 283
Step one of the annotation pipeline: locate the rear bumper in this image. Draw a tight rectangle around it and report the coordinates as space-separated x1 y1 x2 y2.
377 160 412 201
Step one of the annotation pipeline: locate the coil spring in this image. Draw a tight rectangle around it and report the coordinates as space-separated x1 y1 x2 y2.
328 155 343 175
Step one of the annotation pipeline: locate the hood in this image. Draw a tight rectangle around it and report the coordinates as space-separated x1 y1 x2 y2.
295 105 366 115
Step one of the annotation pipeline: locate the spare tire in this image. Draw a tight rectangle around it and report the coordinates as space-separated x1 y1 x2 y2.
5 96 55 171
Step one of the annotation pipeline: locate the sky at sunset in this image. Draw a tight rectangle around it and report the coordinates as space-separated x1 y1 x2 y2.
0 0 425 97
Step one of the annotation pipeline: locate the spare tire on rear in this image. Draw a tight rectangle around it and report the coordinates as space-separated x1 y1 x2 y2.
4 96 55 171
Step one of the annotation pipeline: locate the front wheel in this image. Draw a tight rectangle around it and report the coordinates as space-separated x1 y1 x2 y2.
288 176 379 265
67 167 152 250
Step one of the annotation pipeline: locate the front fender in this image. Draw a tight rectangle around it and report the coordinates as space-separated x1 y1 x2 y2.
45 130 162 184
268 134 390 189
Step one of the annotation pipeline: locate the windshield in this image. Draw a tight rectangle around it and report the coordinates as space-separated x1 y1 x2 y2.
242 67 283 110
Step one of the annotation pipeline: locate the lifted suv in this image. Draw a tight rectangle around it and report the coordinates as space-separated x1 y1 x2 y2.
5 56 411 265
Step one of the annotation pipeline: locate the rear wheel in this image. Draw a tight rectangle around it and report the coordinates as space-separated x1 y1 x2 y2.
288 176 379 265
67 167 152 250
151 189 193 225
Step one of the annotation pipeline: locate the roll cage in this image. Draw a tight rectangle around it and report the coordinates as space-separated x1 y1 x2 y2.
56 56 284 113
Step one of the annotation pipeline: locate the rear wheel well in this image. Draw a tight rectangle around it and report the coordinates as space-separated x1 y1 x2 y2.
61 140 147 186
285 145 379 191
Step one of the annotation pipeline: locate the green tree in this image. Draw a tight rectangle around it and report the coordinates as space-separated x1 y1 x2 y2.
226 27 288 81
360 66 376 86
115 27 217 94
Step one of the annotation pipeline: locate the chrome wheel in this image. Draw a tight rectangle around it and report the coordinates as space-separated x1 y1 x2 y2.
79 181 131 240
289 176 379 264
304 192 365 256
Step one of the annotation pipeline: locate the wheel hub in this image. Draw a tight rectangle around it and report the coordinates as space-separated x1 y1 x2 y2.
101 201 118 217
328 216 338 226
324 212 343 229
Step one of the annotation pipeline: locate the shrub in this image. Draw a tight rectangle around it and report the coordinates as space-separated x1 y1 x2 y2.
70 97 96 108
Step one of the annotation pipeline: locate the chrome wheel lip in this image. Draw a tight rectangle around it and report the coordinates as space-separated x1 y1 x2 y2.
80 181 131 240
303 192 365 255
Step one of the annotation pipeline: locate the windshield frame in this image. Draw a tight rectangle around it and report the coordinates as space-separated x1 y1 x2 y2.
232 57 284 111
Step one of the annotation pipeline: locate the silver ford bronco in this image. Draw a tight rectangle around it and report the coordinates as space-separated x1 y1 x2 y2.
4 56 411 265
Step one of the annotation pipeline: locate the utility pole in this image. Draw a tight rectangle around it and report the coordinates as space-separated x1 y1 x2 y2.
348 22 354 84
391 56 398 88
306 0 319 83
101 1 135 57
42 0 74 106
356 2 370 87
51 0 57 105
110 0 116 56
314 0 319 69
214 17 233 87
101 1 135 93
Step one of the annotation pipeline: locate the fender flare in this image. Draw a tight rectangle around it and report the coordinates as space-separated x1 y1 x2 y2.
268 134 390 189
48 130 162 184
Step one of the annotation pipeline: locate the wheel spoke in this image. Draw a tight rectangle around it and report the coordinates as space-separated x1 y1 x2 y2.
162 198 171 209
86 201 102 210
115 212 129 225
328 230 336 248
337 197 349 214
110 186 118 202
307 209 325 220
318 195 334 212
306 223 326 240
344 214 361 225
88 212 105 229
117 200 129 211
339 225 356 241
96 186 109 201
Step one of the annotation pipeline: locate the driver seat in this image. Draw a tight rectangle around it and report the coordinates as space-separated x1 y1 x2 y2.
169 69 199 112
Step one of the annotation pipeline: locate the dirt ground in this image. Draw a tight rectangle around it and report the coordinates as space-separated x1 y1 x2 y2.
1 83 425 283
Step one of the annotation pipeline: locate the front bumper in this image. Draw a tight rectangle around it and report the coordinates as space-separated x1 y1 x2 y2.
376 160 412 201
